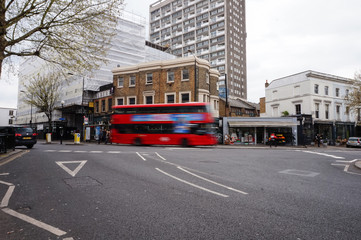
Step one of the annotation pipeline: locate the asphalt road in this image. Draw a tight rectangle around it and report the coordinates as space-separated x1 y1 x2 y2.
1 142 361 240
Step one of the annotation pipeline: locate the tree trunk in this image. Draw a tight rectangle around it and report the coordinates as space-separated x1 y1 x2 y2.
0 0 6 78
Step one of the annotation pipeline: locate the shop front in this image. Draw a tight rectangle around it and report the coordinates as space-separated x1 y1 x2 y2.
222 117 298 145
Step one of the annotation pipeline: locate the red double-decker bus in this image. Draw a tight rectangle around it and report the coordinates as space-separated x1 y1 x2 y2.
111 102 217 146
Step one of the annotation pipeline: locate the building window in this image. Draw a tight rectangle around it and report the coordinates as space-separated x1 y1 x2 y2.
295 104 301 115
8 119 13 124
335 88 340 97
165 93 175 103
325 104 329 119
272 107 278 117
116 98 124 105
314 84 319 94
145 95 153 104
9 110 14 116
345 89 349 98
118 77 124 88
129 76 136 87
108 98 112 111
336 105 340 119
128 96 136 105
95 101 99 113
206 72 209 84
182 69 189 81
167 71 175 82
180 92 190 103
146 73 153 84
324 86 328 95
315 103 319 118
101 100 106 112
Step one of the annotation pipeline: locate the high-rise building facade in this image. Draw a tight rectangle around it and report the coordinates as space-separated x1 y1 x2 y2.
149 0 247 100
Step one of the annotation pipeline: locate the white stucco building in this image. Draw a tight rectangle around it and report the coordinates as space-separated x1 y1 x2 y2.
0 107 16 126
263 70 358 143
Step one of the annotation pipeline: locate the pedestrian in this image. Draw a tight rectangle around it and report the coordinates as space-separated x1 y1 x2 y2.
98 130 103 144
270 133 277 147
316 134 321 147
105 129 110 144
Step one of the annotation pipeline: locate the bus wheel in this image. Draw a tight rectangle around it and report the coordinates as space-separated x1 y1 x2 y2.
181 138 188 147
134 138 142 146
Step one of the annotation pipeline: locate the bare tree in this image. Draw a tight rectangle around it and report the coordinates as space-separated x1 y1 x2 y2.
0 0 124 77
23 71 62 133
345 71 361 121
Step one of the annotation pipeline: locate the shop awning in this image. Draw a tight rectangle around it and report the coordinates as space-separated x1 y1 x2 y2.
228 121 298 127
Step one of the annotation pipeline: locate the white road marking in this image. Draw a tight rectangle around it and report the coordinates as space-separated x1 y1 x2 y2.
1 185 14 208
336 159 359 163
63 238 74 240
155 152 166 161
55 160 87 177
156 168 229 198
279 169 320 177
74 150 87 153
44 150 57 152
58 150 72 153
0 173 9 176
2 208 67 236
136 152 146 161
178 167 248 195
302 150 345 159
331 163 361 176
107 151 121 154
90 151 103 153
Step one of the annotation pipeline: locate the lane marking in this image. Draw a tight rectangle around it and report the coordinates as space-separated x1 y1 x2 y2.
156 168 228 198
0 173 10 176
331 163 361 176
74 150 87 153
0 185 15 208
44 150 57 152
279 169 320 177
155 152 166 161
2 208 67 236
107 151 121 154
136 152 146 161
55 160 87 177
90 151 103 153
302 150 345 159
58 150 72 153
63 238 74 240
178 167 248 195
336 159 359 163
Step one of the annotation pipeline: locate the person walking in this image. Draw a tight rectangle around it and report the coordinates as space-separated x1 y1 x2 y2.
316 134 321 147
105 129 110 144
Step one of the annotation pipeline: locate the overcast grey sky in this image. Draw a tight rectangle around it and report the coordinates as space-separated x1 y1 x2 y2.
1 0 361 108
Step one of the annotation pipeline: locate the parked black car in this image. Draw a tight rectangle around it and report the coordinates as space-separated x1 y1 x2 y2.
14 127 37 149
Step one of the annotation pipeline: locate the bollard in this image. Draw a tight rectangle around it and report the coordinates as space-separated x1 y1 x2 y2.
46 133 52 144
74 133 80 144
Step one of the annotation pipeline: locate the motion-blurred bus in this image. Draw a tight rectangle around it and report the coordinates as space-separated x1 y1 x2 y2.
111 102 217 146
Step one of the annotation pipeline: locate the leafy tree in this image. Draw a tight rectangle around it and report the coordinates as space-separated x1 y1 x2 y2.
345 71 361 120
0 0 124 77
23 71 62 133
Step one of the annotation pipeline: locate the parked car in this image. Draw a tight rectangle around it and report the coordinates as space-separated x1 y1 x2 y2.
346 137 361 148
14 127 37 149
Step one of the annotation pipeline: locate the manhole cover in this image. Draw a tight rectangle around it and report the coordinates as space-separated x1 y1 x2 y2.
64 176 102 188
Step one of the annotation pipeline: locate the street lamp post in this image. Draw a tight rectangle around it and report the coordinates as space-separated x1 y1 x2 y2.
187 50 198 102
60 100 65 144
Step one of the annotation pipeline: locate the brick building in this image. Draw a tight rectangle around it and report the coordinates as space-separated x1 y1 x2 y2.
112 56 220 117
